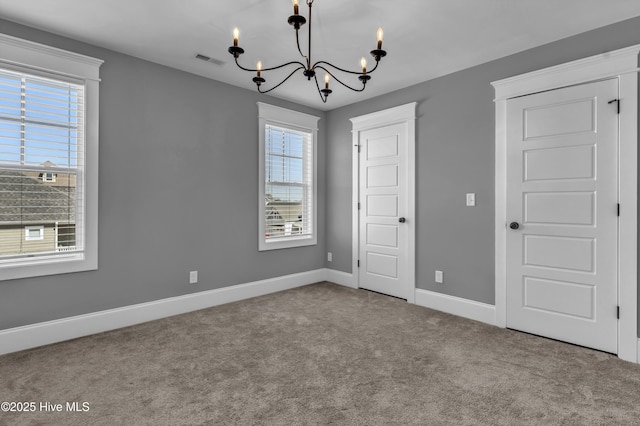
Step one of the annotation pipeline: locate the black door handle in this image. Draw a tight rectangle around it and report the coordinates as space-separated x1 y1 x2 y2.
509 222 520 230
399 217 406 223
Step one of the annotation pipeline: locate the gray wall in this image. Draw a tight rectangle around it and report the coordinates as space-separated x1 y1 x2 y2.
2 14 640 334
325 16 640 311
0 19 326 330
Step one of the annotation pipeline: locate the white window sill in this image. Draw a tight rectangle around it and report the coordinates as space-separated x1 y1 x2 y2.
259 235 317 251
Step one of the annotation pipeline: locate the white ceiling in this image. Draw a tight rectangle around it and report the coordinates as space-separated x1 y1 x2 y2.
1 0 640 111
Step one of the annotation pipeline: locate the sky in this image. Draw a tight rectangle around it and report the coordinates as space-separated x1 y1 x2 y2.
265 124 309 203
0 69 80 169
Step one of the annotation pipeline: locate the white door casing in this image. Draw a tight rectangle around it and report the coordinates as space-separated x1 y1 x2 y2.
351 103 416 302
493 44 639 362
506 79 618 353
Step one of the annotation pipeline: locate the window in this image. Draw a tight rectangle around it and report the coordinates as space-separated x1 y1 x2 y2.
24 226 44 241
40 172 56 182
0 34 102 280
258 103 319 251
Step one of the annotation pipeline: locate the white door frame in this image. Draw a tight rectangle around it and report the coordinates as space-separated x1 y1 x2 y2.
492 45 640 363
350 102 417 303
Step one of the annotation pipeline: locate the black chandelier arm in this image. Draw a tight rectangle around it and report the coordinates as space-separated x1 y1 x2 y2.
313 74 328 103
312 58 381 76
256 65 306 94
295 29 309 63
315 66 366 92
367 58 381 73
234 56 306 73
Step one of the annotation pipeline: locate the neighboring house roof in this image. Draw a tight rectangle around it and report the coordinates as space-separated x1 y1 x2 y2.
265 200 302 225
0 170 75 225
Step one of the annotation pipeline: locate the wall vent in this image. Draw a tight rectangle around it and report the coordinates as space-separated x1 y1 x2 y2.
195 53 225 66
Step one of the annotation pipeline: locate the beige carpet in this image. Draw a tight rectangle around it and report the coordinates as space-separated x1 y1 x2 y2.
1 282 639 425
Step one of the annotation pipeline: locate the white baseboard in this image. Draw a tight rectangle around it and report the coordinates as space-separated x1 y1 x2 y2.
325 269 356 289
0 270 509 356
414 288 497 326
0 269 326 356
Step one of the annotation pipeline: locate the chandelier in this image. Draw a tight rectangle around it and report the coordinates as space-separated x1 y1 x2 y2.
228 0 387 103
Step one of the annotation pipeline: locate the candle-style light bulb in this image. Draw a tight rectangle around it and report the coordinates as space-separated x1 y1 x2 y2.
376 27 384 50
360 57 367 74
233 28 239 47
292 0 299 15
324 73 330 89
257 60 262 77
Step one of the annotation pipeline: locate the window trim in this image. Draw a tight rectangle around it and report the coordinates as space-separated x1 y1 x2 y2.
0 33 102 281
257 102 319 251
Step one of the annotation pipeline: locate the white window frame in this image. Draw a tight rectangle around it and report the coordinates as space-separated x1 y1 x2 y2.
257 102 319 251
0 33 102 280
24 226 44 241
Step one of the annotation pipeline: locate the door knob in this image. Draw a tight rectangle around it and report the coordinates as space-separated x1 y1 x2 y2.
399 217 406 223
509 222 520 230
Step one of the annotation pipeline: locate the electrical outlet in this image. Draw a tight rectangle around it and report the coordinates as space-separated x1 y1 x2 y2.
189 270 198 284
327 252 332 262
435 270 443 283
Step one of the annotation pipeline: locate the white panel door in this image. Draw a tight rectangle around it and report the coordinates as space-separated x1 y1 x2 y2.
506 79 618 353
359 123 408 299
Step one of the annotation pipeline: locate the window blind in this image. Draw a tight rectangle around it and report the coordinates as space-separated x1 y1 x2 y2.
264 124 313 240
0 68 84 259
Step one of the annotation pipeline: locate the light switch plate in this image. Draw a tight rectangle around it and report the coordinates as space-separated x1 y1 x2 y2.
466 193 476 207
435 270 443 283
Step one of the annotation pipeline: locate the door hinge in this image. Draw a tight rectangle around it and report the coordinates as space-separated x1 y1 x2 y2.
357 260 360 268
617 305 620 319
355 144 361 153
617 203 620 216
357 202 361 210
608 99 620 114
